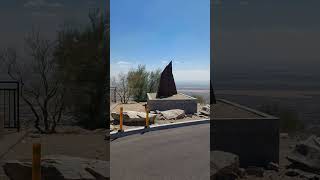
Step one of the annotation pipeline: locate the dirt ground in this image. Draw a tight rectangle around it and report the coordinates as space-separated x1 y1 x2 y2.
2 133 108 161
0 126 109 178
111 102 147 113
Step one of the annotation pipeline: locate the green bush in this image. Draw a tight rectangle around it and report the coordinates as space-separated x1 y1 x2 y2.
127 65 161 102
53 9 108 129
191 94 206 104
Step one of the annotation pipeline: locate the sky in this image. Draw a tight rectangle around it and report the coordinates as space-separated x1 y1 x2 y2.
213 0 320 90
0 0 106 79
0 0 105 50
110 0 210 83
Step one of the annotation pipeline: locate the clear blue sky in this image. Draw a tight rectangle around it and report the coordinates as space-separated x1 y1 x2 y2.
110 0 210 83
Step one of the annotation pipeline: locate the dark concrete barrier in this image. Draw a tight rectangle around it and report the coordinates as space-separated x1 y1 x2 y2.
212 99 279 167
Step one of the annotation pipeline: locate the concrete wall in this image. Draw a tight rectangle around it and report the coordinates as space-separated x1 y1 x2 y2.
212 119 279 167
212 99 279 168
148 99 197 114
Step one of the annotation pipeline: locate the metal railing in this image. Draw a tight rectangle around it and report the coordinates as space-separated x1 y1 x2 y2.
0 81 20 131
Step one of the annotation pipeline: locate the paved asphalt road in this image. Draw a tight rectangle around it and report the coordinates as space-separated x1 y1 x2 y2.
110 123 210 180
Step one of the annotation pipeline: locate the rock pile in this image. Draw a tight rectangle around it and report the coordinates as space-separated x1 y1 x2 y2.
199 104 210 117
3 155 109 180
286 135 320 176
211 151 282 180
211 151 243 180
111 111 157 125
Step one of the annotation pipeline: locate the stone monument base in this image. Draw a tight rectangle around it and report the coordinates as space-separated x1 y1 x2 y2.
147 93 197 114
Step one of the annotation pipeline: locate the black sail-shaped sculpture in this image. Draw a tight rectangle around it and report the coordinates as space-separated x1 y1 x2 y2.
156 61 177 98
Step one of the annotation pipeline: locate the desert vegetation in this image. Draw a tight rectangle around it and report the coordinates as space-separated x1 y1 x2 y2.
112 65 161 103
190 94 206 105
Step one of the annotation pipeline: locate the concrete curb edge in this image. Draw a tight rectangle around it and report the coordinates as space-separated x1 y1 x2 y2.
109 118 210 139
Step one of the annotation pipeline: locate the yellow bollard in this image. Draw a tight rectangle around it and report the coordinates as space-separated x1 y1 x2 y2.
145 106 149 128
118 107 123 132
32 143 41 180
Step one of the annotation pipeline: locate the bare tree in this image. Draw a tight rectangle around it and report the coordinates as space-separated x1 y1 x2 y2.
112 73 131 104
1 30 65 133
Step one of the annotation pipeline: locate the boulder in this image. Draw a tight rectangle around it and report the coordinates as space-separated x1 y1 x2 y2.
109 125 115 131
211 151 240 180
3 155 109 180
159 109 185 120
266 162 279 172
287 135 320 175
286 169 320 179
200 111 210 116
111 111 156 125
201 104 210 112
199 105 210 116
280 133 289 139
285 169 300 177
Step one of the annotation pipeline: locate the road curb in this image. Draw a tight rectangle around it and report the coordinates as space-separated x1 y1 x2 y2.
109 118 210 139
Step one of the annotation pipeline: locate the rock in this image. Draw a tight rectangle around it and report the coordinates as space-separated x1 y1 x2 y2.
280 133 289 139
159 109 185 120
156 61 177 98
286 169 300 177
3 161 32 180
298 170 320 180
211 151 240 180
286 168 320 179
266 162 279 172
111 111 157 125
3 155 109 180
200 110 210 116
199 115 206 118
200 105 210 116
287 135 320 174
150 111 156 114
157 115 165 120
201 104 210 112
109 125 115 131
246 166 264 177
237 168 246 178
